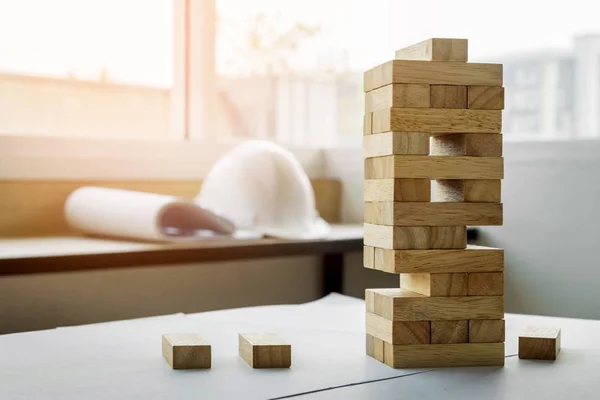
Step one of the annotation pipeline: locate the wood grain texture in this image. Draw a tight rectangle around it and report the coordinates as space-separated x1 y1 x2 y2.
365 156 504 180
363 132 430 158
468 272 504 296
162 334 211 369
239 333 292 368
363 113 372 135
363 224 466 250
364 245 375 269
431 133 502 156
395 38 468 62
469 319 505 343
365 245 505 273
435 179 502 203
430 85 467 109
366 312 430 345
365 84 430 112
430 226 467 249
380 341 505 368
365 288 504 321
363 202 503 226
364 179 431 202
519 326 561 360
431 320 469 344
400 273 468 296
366 333 385 362
468 86 505 109
364 60 502 92
372 108 502 134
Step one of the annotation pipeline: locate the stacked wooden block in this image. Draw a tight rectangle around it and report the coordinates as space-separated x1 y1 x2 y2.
363 38 506 368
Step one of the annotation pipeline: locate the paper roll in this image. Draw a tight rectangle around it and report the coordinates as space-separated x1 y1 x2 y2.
64 187 236 242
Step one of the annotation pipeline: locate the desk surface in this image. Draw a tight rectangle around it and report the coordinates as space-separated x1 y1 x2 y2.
0 294 598 400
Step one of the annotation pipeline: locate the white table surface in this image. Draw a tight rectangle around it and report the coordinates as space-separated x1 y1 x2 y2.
0 294 598 400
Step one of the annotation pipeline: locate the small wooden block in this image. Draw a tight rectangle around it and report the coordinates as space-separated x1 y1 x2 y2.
363 245 375 269
400 273 468 296
364 202 503 226
431 320 469 344
366 312 430 345
365 156 504 180
430 85 467 109
468 86 505 109
372 108 502 134
364 179 431 202
162 334 211 369
366 333 385 362
365 288 504 321
364 224 466 250
395 38 468 62
364 60 502 92
519 326 561 360
365 245 504 273
431 133 502 157
469 319 505 343
363 132 430 157
363 113 372 135
239 333 291 368
365 84 430 112
468 272 504 296
376 340 505 368
435 179 502 203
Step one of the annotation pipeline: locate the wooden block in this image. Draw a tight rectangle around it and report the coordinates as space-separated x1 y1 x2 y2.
372 108 501 134
431 134 502 157
366 288 504 321
468 86 505 109
431 320 469 344
519 326 561 360
430 85 467 109
400 273 467 296
363 132 430 158
364 202 503 226
364 224 466 250
363 113 372 135
365 84 430 112
469 319 505 343
366 333 385 362
381 341 505 368
395 38 468 62
468 272 504 296
363 245 374 269
366 312 430 345
162 334 211 369
435 179 501 203
364 60 502 92
364 179 431 202
365 156 504 180
366 245 504 273
239 333 291 368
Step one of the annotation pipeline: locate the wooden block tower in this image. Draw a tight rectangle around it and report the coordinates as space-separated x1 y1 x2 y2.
363 38 505 368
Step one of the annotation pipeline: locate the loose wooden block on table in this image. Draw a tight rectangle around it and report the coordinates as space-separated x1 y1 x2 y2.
364 224 466 250
365 288 504 321
395 38 468 62
400 272 468 296
363 202 503 226
519 326 561 360
430 85 467 108
162 334 211 369
435 179 502 203
469 319 505 343
364 245 504 273
431 320 469 344
364 60 502 92
365 84 430 112
363 132 430 157
468 272 504 296
468 86 505 109
372 108 502 134
366 312 430 345
364 179 431 202
430 133 502 157
365 156 504 180
239 333 292 368
363 113 372 135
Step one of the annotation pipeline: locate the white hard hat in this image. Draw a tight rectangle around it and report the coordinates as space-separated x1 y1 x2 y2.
194 140 330 240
